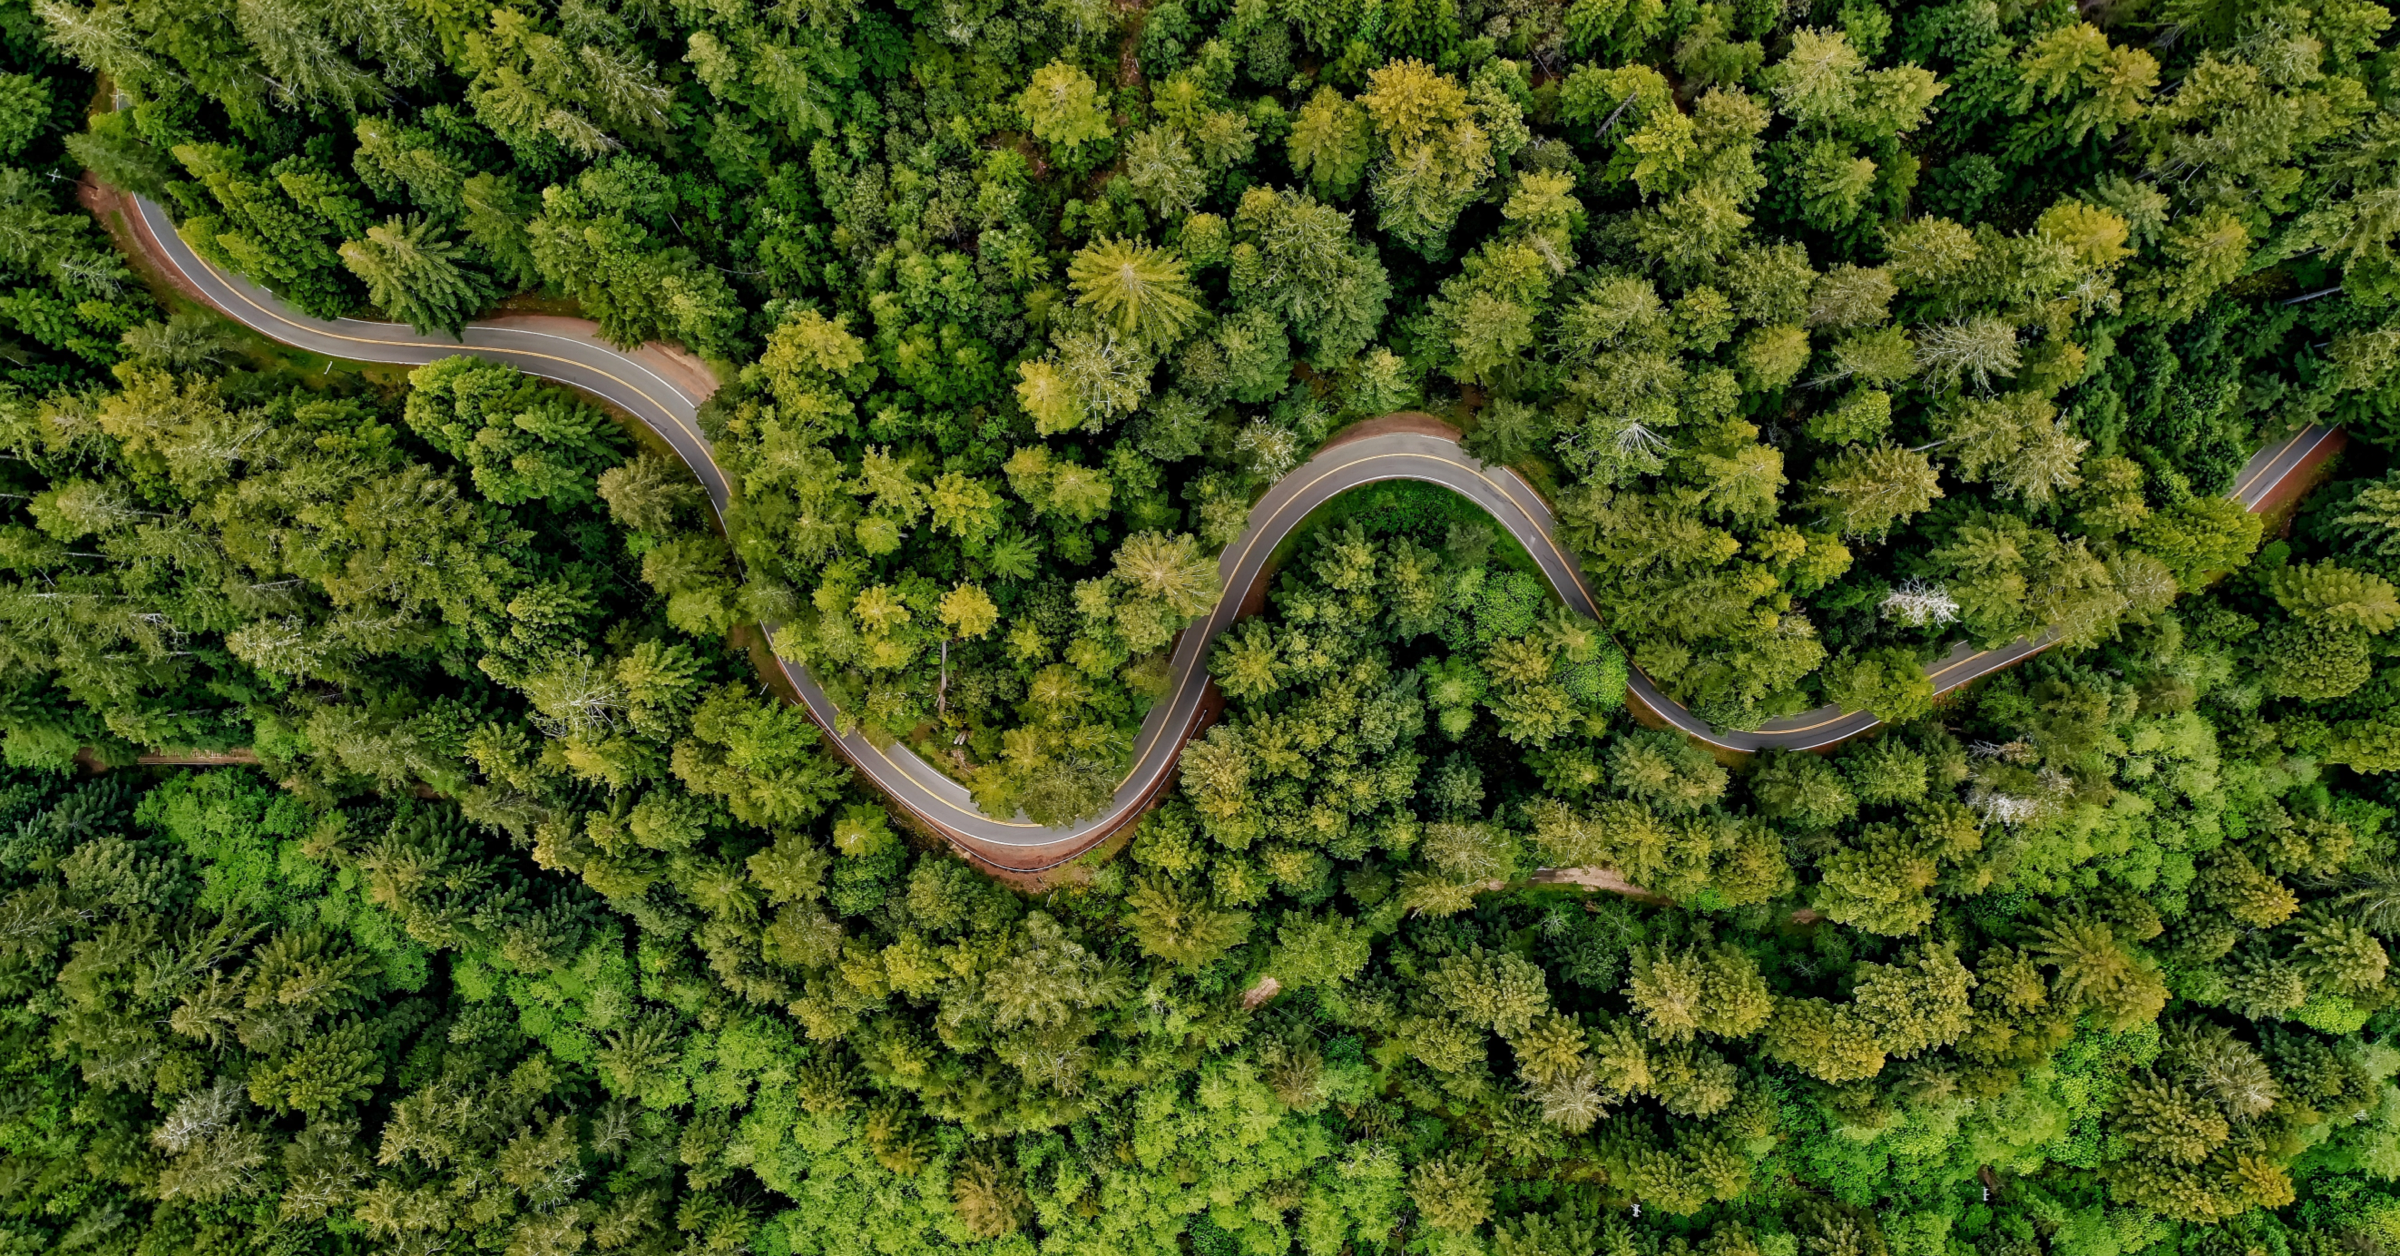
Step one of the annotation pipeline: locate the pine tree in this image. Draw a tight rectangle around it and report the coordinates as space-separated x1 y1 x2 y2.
1626 944 1770 1041
1761 996 1886 1083
1287 86 1372 199
2289 908 2389 996
1850 946 1975 1058
2028 915 2168 1030
460 172 540 291
1914 317 2021 392
1747 749 1858 829
1408 1152 1493 1235
2112 1075 2231 1166
1819 647 1936 724
339 216 493 336
1804 444 1941 540
2134 496 2263 581
0 73 46 163
1123 877 1252 967
1111 531 1219 617
1070 237 1205 349
938 584 999 640
953 1157 1032 1238
1124 127 1207 217
2270 562 2400 633
1018 60 1113 158
1211 620 1282 699
1358 60 1493 255
118 312 234 371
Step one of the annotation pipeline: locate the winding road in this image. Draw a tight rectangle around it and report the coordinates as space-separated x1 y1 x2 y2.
112 190 2345 874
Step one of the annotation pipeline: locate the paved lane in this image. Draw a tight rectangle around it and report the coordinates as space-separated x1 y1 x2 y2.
118 192 2343 869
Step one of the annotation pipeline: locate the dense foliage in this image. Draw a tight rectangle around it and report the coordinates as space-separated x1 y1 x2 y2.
3 2 2400 1256
34 0 2400 822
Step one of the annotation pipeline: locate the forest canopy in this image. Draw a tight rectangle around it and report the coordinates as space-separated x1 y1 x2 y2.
1 1 2400 1256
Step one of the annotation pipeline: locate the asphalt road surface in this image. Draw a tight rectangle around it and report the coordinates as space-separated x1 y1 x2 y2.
122 192 2344 871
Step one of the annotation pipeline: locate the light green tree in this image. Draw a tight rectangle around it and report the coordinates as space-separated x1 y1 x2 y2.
2133 496 2263 582
339 216 492 336
1019 60 1113 158
1358 60 1493 255
1122 877 1252 968
1123 127 1207 217
1112 530 1219 618
938 584 999 640
1287 86 1372 199
1069 236 1205 349
1408 1152 1493 1235
1820 646 1936 724
2270 562 2400 633
1804 445 1940 540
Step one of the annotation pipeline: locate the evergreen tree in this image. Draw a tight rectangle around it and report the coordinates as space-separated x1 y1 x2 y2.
339 215 493 336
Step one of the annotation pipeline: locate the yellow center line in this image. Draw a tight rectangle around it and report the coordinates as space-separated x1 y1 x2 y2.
2232 426 2327 502
857 735 1043 827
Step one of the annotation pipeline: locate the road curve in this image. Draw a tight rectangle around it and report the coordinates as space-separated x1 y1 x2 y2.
116 191 2343 871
